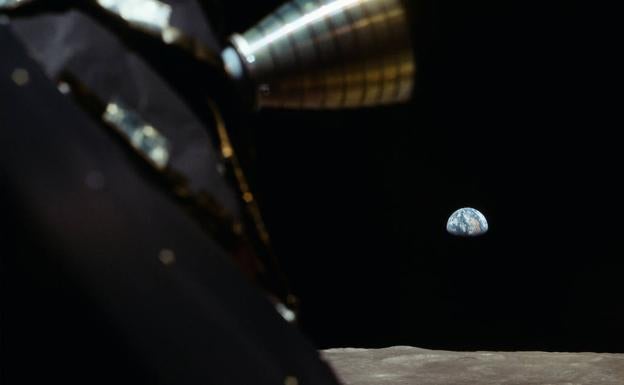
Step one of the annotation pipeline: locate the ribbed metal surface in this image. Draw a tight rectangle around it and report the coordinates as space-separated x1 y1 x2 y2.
0 0 34 10
227 0 415 109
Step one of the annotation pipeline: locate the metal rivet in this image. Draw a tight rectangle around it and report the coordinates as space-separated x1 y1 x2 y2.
11 68 29 86
221 146 233 158
162 27 180 44
85 171 105 191
275 302 297 323
159 249 176 266
57 81 71 94
242 192 254 203
259 84 271 96
232 222 243 235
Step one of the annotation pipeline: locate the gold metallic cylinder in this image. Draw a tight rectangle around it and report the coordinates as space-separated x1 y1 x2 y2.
222 0 416 110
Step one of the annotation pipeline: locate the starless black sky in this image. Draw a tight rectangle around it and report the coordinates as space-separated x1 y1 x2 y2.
216 0 622 352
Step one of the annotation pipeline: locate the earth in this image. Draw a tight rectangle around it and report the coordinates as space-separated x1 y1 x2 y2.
446 207 488 236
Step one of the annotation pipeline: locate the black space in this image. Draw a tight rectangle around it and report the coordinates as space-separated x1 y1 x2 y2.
217 1 622 352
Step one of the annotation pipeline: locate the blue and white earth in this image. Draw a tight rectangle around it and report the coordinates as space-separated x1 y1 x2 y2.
446 208 488 237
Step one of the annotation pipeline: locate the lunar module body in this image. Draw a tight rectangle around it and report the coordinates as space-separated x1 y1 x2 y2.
1 1 416 384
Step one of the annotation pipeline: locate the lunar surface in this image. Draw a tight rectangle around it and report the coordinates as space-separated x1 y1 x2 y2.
322 346 624 385
446 207 488 236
